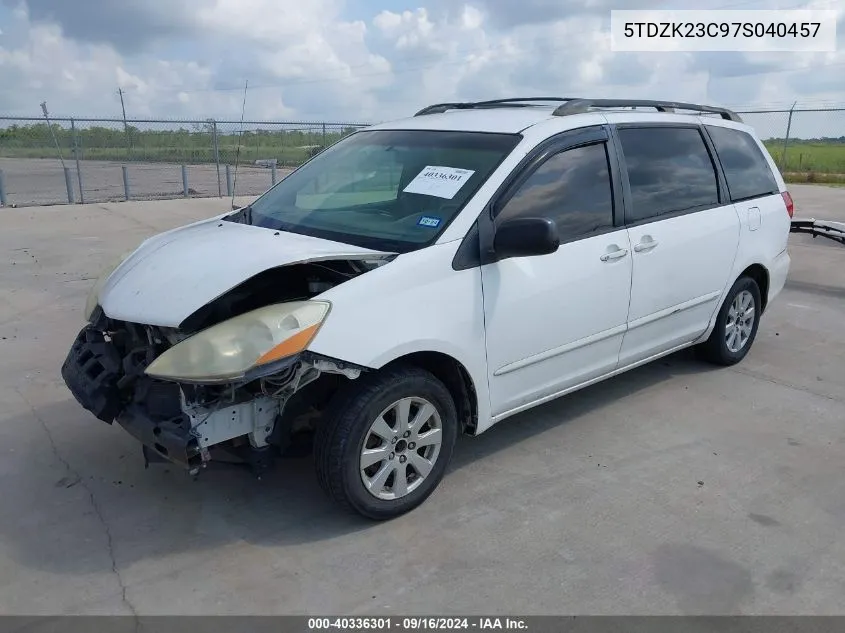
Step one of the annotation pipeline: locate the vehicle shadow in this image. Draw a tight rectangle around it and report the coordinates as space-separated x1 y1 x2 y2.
450 347 720 471
4 347 719 577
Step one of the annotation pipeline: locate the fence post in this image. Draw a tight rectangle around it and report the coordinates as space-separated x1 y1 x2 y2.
322 123 327 147
271 163 277 186
182 165 189 197
225 164 233 197
64 167 75 203
71 118 85 204
781 101 797 171
0 169 7 207
122 165 130 201
211 119 222 198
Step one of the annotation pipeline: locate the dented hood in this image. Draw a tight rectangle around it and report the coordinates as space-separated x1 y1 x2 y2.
98 216 391 328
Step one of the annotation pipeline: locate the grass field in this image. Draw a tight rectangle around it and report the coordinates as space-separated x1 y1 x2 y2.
0 124 358 167
0 144 319 166
1 125 843 183
763 141 845 182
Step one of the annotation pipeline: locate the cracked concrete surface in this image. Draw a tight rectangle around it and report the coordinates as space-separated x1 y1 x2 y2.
1 186 844 615
14 388 138 617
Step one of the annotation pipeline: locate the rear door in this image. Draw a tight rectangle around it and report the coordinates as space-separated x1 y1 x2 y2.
613 124 741 367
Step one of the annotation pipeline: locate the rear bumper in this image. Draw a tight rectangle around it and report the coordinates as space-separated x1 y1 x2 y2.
768 248 790 306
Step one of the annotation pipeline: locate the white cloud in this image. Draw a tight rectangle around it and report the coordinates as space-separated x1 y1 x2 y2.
461 6 483 30
198 0 340 42
0 0 842 127
374 9 437 50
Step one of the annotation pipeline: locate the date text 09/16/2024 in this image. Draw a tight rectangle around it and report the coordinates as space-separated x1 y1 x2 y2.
307 618 528 630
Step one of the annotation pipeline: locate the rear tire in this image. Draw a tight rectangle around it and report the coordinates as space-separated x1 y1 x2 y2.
314 365 458 520
696 276 762 366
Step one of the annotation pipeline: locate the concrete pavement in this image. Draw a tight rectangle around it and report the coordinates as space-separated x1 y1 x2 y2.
1 185 844 615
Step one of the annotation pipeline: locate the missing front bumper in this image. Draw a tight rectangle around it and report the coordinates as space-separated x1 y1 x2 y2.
61 324 203 469
62 322 364 475
116 403 203 470
61 326 123 424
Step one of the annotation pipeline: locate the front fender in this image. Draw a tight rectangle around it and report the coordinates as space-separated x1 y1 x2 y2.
308 242 492 430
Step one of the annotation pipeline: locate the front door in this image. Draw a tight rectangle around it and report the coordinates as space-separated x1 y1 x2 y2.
481 129 633 419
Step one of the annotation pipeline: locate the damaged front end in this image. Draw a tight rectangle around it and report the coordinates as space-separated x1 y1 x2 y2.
62 307 364 476
61 251 388 477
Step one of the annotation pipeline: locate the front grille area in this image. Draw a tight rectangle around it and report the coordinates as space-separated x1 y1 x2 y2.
61 327 124 423
62 318 203 468
61 314 177 424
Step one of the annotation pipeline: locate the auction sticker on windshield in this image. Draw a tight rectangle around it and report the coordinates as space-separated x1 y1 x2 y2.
403 166 475 199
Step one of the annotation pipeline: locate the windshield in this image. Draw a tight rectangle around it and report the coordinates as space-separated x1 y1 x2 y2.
248 129 521 252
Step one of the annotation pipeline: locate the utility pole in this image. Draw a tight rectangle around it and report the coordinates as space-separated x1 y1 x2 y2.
118 87 131 157
41 101 75 203
40 101 66 169
781 100 798 171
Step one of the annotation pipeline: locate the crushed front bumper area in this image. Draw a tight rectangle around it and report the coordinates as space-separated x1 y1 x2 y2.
61 326 124 424
119 403 203 470
61 325 204 469
61 319 364 475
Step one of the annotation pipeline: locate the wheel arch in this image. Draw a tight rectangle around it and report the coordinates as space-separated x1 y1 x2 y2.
697 261 771 345
739 262 770 313
382 351 479 435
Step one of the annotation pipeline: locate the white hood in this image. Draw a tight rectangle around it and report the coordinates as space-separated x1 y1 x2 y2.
99 216 390 328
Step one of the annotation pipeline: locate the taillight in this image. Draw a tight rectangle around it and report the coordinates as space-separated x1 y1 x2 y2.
782 191 794 218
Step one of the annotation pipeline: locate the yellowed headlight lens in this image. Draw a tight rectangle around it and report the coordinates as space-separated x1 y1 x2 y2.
145 301 330 383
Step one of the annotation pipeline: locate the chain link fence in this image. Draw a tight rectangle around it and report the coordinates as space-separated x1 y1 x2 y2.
0 117 368 207
0 108 843 207
739 107 845 184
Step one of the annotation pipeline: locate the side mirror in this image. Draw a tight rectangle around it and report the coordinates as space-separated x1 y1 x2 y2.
493 217 560 260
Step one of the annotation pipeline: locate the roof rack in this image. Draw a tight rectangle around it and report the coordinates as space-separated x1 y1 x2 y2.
551 99 742 122
413 97 742 122
414 97 575 116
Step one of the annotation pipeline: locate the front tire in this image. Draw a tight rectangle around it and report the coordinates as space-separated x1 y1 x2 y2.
696 276 762 366
314 365 458 520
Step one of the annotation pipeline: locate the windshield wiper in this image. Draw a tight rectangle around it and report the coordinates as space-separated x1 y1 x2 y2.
226 204 253 225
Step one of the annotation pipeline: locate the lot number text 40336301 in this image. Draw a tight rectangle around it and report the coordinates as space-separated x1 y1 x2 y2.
307 617 529 630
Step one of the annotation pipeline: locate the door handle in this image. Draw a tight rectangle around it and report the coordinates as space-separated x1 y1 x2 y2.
600 248 628 262
634 239 659 252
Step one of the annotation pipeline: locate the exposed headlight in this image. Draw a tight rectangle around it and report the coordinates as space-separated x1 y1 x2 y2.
145 301 331 383
84 250 133 321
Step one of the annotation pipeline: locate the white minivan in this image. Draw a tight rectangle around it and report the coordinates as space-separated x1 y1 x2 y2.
62 98 793 519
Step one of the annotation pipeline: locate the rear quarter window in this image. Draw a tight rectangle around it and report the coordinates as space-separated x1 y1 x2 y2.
706 125 780 202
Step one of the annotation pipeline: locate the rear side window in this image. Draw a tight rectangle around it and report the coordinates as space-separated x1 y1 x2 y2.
618 127 719 222
706 125 779 201
496 143 614 241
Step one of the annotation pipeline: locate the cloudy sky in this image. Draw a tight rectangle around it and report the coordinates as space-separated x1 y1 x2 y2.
0 0 842 126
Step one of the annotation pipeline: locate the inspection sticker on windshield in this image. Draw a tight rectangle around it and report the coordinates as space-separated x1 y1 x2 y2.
417 215 442 228
403 166 475 199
